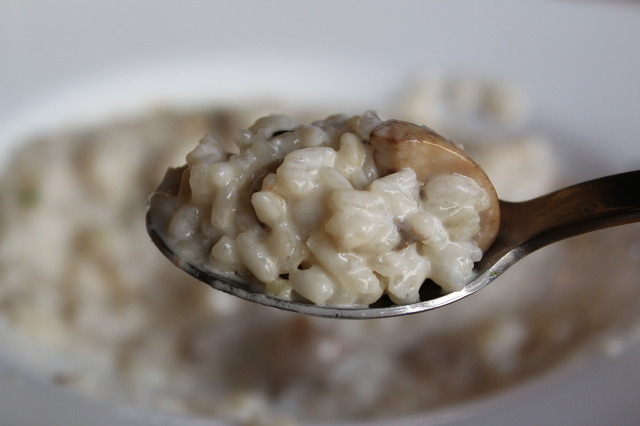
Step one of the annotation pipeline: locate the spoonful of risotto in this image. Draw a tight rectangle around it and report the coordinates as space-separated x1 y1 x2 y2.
146 112 640 319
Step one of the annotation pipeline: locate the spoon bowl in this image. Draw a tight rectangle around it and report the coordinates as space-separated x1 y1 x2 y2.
147 170 640 319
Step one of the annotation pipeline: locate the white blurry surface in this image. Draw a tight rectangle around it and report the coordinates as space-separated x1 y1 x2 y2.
1 1 640 425
1 0 639 172
2 339 640 426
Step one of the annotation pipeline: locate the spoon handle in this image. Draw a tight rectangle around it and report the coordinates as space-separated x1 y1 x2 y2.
499 170 640 254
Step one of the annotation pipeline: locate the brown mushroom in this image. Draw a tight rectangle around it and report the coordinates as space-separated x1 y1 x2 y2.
369 119 500 251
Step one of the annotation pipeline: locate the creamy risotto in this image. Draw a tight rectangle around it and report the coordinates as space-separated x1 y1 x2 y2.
158 113 499 306
1 75 639 425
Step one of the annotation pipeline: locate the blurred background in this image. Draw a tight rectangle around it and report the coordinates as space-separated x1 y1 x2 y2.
2 0 639 167
1 1 640 425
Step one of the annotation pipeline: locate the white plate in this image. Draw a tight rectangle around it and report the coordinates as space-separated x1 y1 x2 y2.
1 1 640 425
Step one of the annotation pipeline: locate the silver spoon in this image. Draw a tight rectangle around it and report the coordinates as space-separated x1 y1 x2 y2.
147 169 640 319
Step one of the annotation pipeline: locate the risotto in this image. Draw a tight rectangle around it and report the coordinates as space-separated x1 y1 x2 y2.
156 113 500 306
1 75 638 425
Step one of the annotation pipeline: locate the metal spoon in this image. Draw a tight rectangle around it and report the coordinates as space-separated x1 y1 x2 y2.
147 169 640 319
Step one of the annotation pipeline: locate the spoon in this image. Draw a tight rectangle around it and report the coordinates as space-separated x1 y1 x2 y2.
147 168 640 319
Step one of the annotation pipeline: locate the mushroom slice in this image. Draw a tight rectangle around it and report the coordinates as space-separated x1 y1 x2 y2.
369 119 500 251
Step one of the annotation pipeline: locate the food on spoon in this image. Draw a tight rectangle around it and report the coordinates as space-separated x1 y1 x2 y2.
370 120 500 251
154 111 500 306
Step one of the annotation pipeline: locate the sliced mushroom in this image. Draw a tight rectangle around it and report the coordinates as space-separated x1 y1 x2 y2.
369 119 500 251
